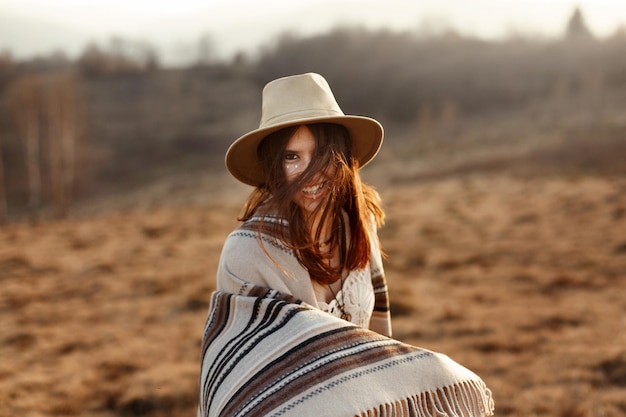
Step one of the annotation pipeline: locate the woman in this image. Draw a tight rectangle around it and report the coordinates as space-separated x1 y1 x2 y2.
198 73 494 417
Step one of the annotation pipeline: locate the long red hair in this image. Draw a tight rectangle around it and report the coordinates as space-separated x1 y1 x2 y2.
239 123 384 285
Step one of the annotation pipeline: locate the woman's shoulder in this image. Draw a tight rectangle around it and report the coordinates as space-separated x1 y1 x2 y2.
241 213 288 230
229 213 288 238
223 213 291 254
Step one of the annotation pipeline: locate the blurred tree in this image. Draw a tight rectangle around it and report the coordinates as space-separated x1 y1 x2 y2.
137 40 160 72
0 52 15 222
22 50 72 72
197 33 216 67
8 72 87 220
10 75 42 220
566 7 594 40
78 43 108 76
230 51 251 76
109 36 160 73
0 51 17 92
43 72 86 218
78 38 160 76
0 131 6 223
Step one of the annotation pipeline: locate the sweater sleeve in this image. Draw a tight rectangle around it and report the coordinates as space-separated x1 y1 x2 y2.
367 225 393 337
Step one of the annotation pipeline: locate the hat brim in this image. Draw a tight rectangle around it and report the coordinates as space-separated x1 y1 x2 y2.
225 115 384 187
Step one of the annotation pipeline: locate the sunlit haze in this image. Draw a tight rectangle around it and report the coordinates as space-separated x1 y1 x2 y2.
1 0 625 66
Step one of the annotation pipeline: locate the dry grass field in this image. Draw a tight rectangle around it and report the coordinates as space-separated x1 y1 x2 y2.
1 135 626 416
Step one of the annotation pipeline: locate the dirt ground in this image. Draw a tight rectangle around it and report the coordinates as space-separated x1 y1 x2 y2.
1 171 626 417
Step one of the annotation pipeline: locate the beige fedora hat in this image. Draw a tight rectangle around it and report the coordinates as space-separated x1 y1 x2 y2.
225 72 384 186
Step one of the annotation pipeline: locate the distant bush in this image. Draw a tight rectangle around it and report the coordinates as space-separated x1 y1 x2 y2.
252 27 626 123
78 38 160 77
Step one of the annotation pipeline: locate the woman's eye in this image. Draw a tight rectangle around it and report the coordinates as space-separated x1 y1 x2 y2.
284 153 298 162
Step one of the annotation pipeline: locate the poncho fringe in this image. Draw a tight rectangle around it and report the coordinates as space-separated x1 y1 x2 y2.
198 287 494 417
354 379 493 417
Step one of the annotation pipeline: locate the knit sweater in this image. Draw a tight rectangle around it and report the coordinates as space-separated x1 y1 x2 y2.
216 213 392 336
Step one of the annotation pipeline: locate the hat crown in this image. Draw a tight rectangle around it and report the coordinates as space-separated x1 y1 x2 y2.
225 72 383 187
260 73 345 128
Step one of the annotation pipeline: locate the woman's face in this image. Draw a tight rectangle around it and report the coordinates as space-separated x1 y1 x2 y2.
283 125 335 214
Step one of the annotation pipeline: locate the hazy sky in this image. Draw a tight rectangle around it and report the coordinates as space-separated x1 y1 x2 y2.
1 0 625 66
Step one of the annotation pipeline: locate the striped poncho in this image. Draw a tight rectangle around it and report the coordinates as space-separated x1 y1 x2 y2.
198 215 494 417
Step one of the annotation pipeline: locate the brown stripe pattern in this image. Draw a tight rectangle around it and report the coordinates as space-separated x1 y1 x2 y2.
198 287 494 417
